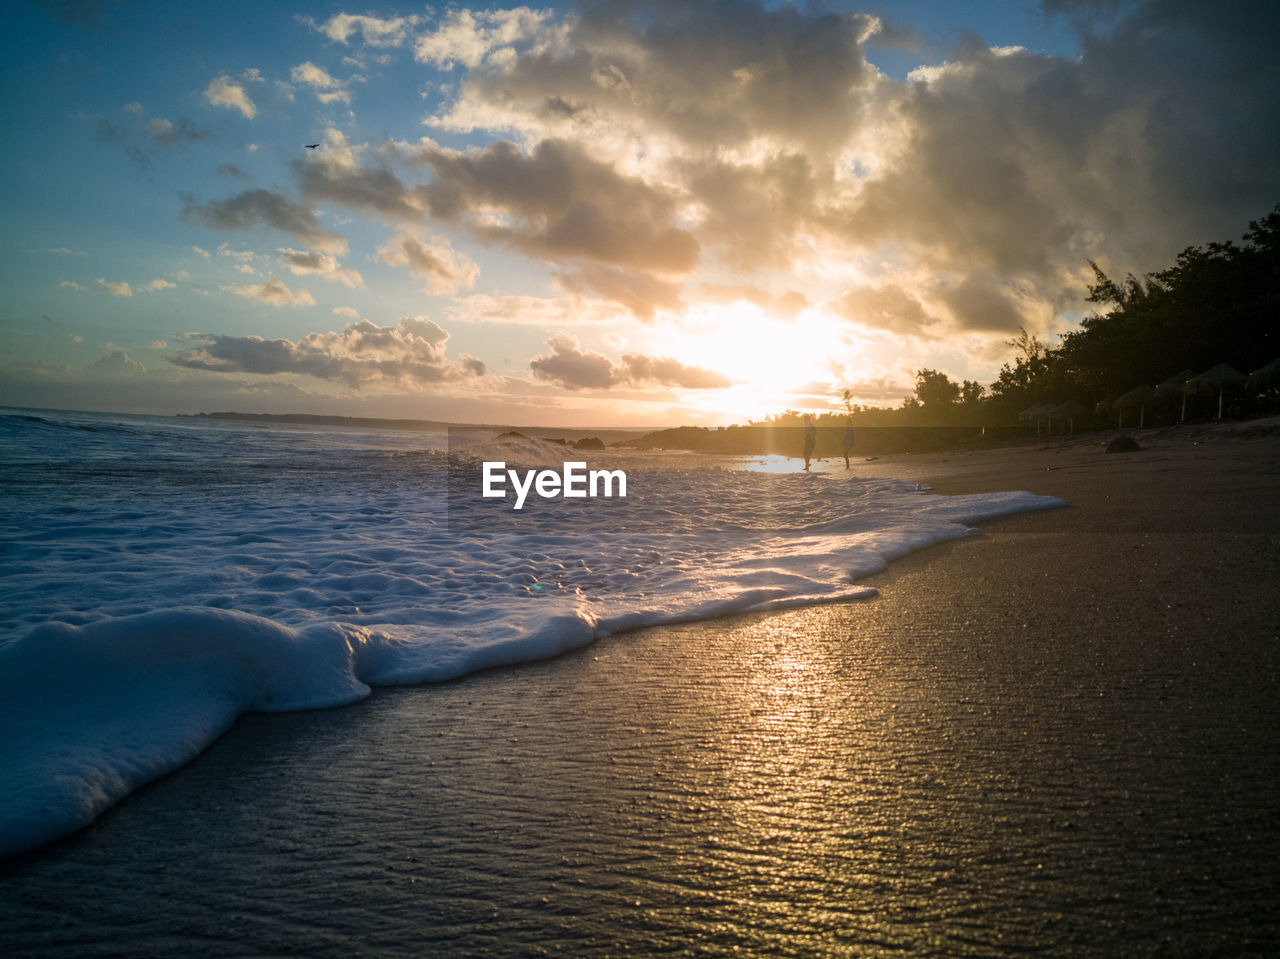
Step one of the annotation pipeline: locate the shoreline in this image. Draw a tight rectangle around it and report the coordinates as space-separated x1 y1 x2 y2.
3 425 1277 956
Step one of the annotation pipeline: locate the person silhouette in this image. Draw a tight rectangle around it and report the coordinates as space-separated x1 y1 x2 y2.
802 415 817 471
841 418 855 469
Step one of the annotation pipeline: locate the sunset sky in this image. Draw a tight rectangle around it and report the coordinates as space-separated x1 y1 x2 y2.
3 0 1277 425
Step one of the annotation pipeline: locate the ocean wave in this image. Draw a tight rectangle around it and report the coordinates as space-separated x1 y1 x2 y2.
0 411 1064 856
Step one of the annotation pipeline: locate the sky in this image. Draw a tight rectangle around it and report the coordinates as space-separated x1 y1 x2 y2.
2 0 1278 426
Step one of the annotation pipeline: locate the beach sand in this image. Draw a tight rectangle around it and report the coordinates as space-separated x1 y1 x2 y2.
3 422 1278 957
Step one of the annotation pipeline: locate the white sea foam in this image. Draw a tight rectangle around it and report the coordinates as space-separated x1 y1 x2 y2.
0 410 1064 856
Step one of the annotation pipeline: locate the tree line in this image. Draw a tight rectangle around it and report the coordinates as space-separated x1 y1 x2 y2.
763 203 1280 430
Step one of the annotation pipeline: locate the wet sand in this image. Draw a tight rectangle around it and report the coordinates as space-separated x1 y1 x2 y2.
3 423 1278 957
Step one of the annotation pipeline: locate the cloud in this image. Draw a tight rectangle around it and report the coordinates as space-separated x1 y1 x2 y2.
290 61 352 104
529 335 616 390
95 104 208 170
181 188 347 254
376 232 478 294
553 263 683 320
389 0 1280 349
60 280 86 291
700 285 811 319
417 138 699 273
169 316 483 389
295 130 428 220
842 5 1280 281
306 12 420 47
934 274 1028 333
443 292 627 328
89 351 145 375
204 75 257 118
529 334 731 391
142 116 210 146
97 277 132 296
432 1 879 156
829 283 938 336
216 163 251 180
277 248 364 288
143 278 176 292
413 7 561 69
616 353 733 390
44 247 86 256
228 274 315 307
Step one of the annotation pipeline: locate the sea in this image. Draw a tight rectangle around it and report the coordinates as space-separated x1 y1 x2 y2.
0 408 1064 858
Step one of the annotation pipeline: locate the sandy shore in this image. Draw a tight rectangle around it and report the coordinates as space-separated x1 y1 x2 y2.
2 422 1278 957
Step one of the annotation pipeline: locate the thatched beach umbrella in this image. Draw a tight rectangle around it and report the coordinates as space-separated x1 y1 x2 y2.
1114 384 1155 429
1020 402 1056 436
1246 357 1280 389
1050 399 1088 435
1187 363 1246 419
1155 369 1195 422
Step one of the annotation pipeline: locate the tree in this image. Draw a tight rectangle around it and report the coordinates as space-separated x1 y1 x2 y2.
913 368 961 417
1006 327 1044 364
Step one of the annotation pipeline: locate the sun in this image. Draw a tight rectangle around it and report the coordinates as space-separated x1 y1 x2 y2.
646 300 851 418
676 302 807 381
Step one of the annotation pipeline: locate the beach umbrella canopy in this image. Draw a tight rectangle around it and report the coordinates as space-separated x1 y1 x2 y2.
1114 385 1155 409
1155 369 1195 396
1049 400 1088 434
1018 402 1056 435
1246 357 1280 388
1187 363 1246 419
1186 363 1246 393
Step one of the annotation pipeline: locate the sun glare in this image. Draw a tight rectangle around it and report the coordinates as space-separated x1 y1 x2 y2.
658 301 853 421
678 303 806 383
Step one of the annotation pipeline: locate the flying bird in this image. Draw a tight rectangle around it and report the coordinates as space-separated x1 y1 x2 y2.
304 143 319 149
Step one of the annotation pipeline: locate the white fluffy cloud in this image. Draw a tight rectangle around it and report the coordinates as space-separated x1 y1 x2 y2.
228 274 315 308
278 248 364 289
204 75 257 119
290 62 352 105
89 351 145 375
413 7 562 70
97 278 132 297
307 12 421 47
169 317 484 389
376 233 479 294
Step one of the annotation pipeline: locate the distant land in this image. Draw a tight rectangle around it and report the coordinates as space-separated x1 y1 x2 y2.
180 411 646 444
181 411 466 432
182 411 1016 456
